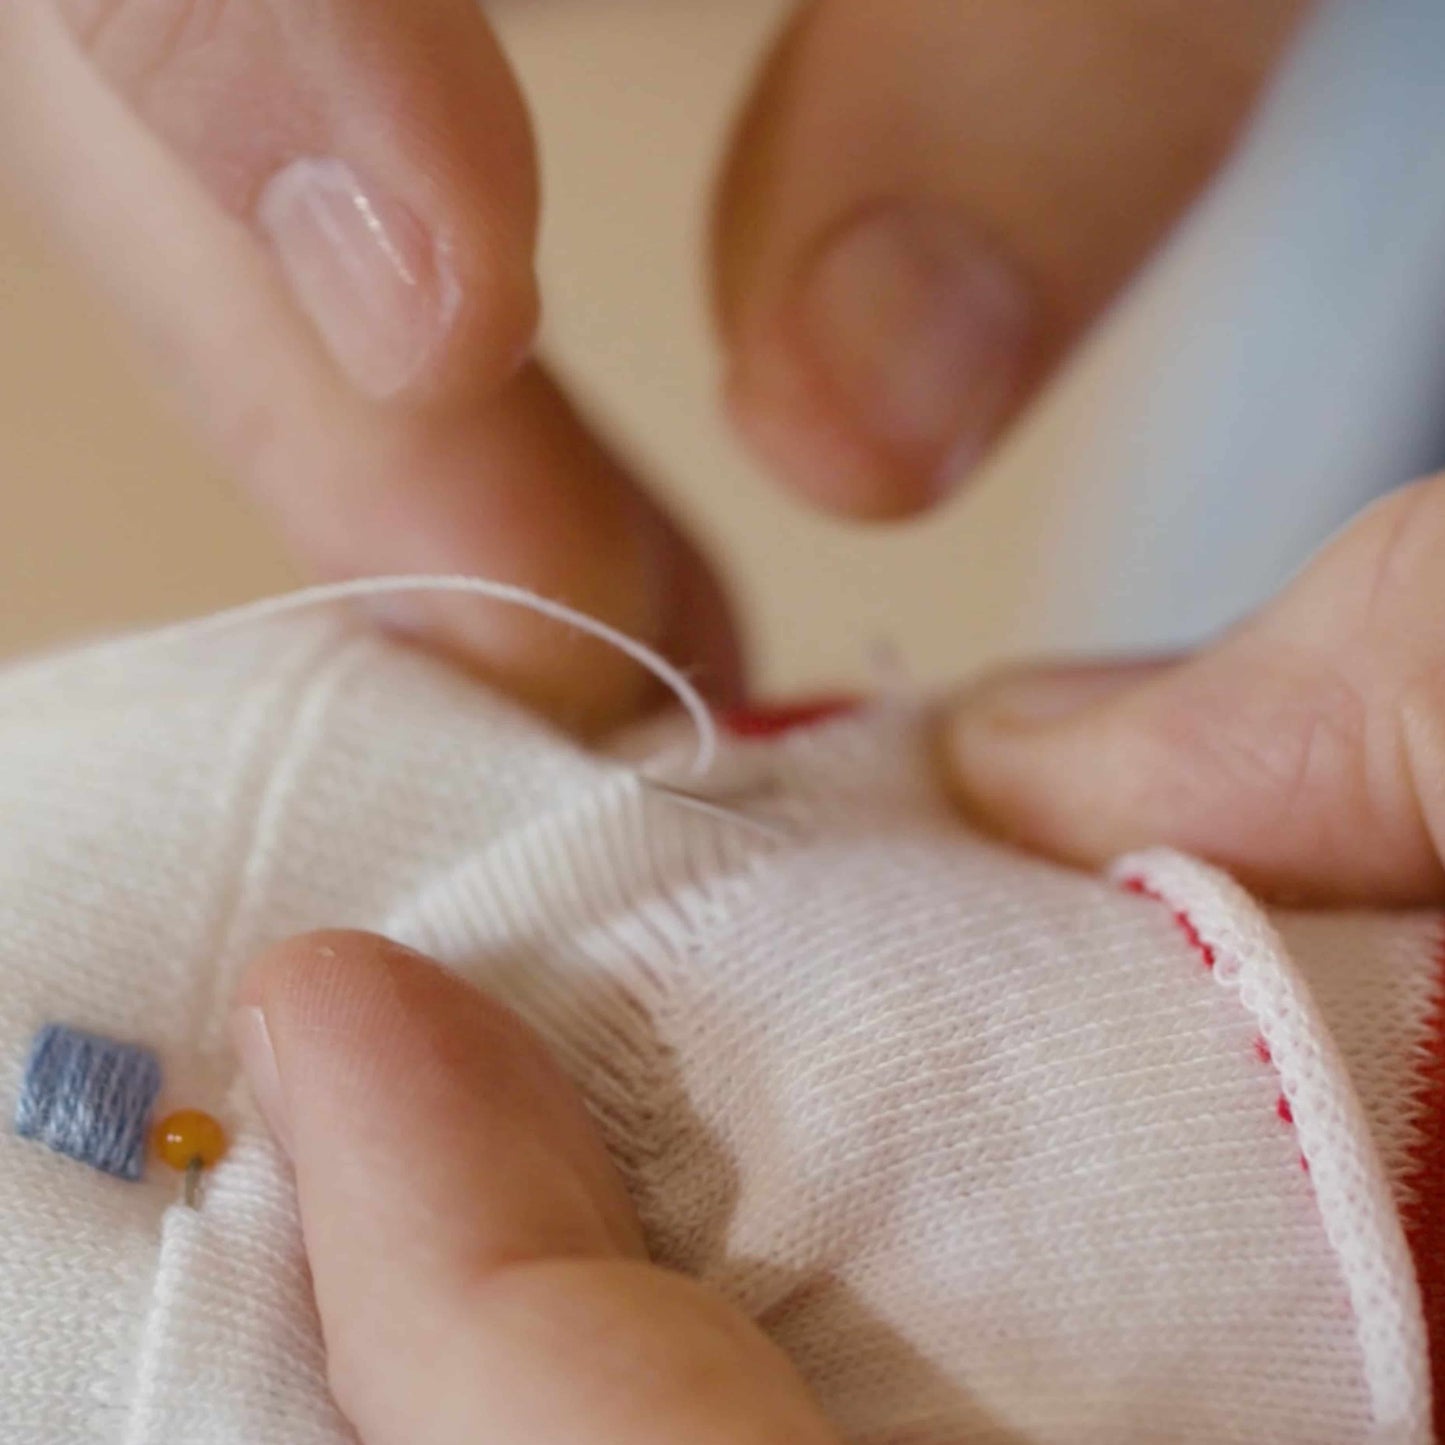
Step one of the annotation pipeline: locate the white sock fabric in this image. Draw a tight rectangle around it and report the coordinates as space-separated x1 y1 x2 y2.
0 616 1441 1444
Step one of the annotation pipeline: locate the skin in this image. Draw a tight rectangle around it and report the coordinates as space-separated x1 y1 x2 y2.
0 0 1306 727
238 933 844 1442
12 0 1445 1432
943 476 1445 905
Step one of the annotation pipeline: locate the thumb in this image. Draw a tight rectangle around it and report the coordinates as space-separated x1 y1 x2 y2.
234 932 840 1445
713 0 1310 519
943 476 1445 906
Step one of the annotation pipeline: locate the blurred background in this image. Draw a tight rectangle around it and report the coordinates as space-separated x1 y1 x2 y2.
3 0 1445 692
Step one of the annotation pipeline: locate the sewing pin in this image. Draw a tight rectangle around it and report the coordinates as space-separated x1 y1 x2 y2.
153 1109 228 1209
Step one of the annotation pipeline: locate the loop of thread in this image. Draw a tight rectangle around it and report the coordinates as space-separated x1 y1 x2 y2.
15 1025 163 1182
119 575 719 778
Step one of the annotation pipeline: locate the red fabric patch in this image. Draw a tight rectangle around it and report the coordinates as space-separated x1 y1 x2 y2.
1400 925 1445 1438
721 697 859 740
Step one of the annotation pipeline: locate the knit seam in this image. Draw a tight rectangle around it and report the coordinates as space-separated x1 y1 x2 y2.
1114 849 1433 1443
1398 917 1445 1440
1121 875 1309 1172
118 622 360 1444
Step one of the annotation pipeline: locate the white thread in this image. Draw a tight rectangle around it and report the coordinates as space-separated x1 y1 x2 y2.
104 575 719 778
640 779 791 841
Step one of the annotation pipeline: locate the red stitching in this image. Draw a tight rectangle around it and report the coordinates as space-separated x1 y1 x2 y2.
721 696 859 740
1122 876 1219 971
1399 921 1445 1439
1122 875 1294 1158
1128 879 1445 1403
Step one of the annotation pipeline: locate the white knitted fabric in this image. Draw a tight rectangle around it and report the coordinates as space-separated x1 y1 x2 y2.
0 615 1440 1444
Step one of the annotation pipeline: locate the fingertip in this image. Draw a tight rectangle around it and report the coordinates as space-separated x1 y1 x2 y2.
236 928 397 1029
939 657 1181 863
711 0 1308 520
406 243 541 407
254 155 538 404
724 202 1037 521
62 0 543 406
234 929 645 1272
305 2 543 406
724 357 947 522
233 930 422 1156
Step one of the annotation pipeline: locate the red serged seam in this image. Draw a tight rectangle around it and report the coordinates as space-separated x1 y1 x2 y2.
1399 919 1445 1440
1122 875 1301 1171
1122 876 1219 971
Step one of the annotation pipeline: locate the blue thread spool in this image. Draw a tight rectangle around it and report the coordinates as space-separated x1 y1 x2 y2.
14 1025 163 1181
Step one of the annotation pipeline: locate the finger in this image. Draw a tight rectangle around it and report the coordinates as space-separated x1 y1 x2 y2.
942 475 1445 905
235 933 840 1445
2 10 741 730
713 0 1311 519
47 0 538 400
262 361 745 729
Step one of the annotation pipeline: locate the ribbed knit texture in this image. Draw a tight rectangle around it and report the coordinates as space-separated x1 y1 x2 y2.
0 617 1438 1443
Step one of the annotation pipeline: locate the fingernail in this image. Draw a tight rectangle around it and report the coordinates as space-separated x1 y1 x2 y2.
742 203 1035 504
955 657 1176 731
258 157 460 398
232 1006 292 1155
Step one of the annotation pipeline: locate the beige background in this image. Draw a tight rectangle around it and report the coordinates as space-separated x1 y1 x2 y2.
0 0 1075 693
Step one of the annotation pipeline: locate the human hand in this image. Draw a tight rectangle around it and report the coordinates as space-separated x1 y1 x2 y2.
943 474 1445 906
1 0 739 732
0 0 1309 727
234 931 842 1444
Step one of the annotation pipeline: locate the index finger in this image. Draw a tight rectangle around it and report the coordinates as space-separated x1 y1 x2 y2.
47 0 538 400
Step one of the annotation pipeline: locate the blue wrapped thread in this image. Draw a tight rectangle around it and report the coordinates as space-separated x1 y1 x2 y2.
14 1025 163 1181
